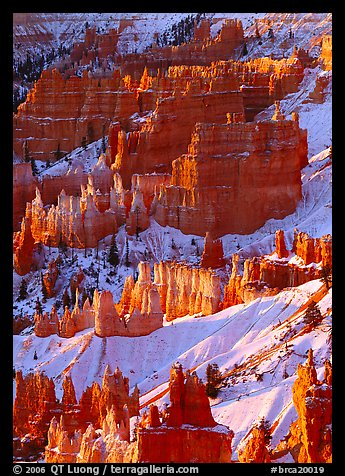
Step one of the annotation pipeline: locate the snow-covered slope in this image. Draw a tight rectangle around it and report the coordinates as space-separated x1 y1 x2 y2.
13 279 332 459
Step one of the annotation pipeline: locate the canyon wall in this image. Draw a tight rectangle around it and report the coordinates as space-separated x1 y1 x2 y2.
153 260 221 321
154 109 307 237
13 163 38 230
137 362 234 463
13 68 138 161
14 367 139 461
274 350 332 463
222 230 332 308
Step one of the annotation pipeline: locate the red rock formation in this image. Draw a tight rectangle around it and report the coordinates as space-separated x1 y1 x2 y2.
320 35 332 71
42 258 60 297
283 350 332 463
275 229 289 259
137 363 234 463
14 366 139 462
45 415 82 463
292 230 332 269
154 112 307 237
238 426 271 463
13 68 140 161
34 307 59 338
26 187 117 249
113 73 245 187
13 371 57 439
43 363 234 463
94 275 163 338
200 232 226 269
13 214 36 276
222 230 332 309
13 162 38 231
33 264 162 339
153 260 221 320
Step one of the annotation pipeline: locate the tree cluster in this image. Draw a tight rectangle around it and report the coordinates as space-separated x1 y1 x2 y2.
205 363 223 398
156 13 206 48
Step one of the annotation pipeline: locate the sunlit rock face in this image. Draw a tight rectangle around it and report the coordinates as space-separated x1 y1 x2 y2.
153 260 221 321
137 363 234 463
222 230 332 308
282 350 332 463
154 111 307 237
13 68 139 161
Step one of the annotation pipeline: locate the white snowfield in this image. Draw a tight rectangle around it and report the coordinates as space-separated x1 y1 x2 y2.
13 279 332 459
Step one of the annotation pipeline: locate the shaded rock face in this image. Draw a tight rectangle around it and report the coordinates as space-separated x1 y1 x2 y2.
13 163 38 231
222 230 332 308
200 232 225 269
154 114 307 237
137 363 234 463
285 350 332 463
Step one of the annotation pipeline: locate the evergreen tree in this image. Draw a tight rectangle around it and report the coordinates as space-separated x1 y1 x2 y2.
41 272 48 303
241 42 248 56
303 300 323 327
320 264 332 290
125 237 130 267
35 297 43 315
54 142 63 161
62 288 71 310
23 140 31 163
256 417 272 446
205 363 222 398
18 278 28 301
31 158 38 175
101 124 107 153
108 234 119 267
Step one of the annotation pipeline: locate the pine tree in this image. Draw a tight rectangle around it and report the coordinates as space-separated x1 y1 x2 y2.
303 300 323 327
108 234 119 267
62 288 71 310
101 124 107 153
31 158 38 175
35 297 43 315
58 233 67 254
23 140 31 163
41 272 49 303
205 363 222 398
125 238 130 267
256 417 272 446
54 142 63 161
320 264 332 290
18 278 28 301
